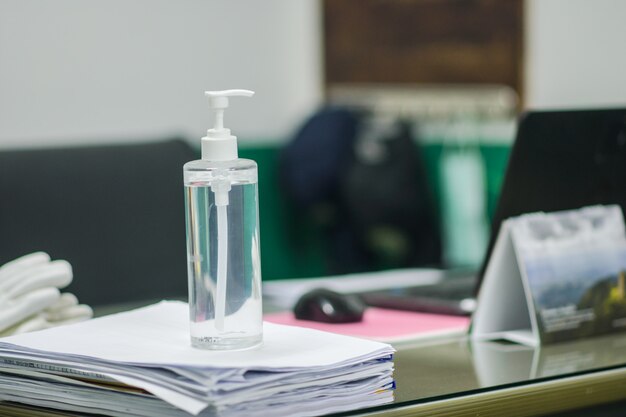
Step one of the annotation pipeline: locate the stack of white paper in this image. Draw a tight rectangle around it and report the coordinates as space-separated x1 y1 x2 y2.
0 301 395 416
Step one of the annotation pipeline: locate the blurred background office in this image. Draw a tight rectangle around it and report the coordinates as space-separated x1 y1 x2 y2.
1 0 626 305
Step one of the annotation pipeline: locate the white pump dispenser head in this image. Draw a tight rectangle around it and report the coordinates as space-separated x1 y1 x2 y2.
202 89 254 161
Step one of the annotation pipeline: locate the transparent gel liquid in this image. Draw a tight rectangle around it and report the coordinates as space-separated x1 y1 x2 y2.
184 159 262 350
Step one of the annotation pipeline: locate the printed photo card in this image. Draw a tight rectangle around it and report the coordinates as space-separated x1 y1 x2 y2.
472 205 626 346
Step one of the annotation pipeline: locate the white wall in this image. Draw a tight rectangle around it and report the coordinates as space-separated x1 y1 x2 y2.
525 0 626 109
6 0 624 151
0 0 322 149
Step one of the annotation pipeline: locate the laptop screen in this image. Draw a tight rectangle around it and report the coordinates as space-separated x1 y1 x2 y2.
476 108 626 293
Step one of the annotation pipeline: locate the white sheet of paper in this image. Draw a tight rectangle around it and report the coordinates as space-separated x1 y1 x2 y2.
0 301 393 369
263 268 443 308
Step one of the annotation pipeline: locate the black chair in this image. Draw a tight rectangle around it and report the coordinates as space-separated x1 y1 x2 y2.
0 139 197 307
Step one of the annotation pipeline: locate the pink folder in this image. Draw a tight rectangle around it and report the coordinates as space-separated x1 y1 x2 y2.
264 308 470 342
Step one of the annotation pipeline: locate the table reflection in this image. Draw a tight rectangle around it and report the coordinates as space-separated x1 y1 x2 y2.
392 332 626 405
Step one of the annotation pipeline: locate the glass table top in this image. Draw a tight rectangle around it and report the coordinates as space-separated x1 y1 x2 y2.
392 332 626 404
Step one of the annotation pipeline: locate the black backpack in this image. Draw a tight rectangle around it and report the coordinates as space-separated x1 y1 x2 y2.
281 107 441 274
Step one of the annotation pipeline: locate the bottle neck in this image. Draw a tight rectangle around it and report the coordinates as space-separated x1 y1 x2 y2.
201 136 238 161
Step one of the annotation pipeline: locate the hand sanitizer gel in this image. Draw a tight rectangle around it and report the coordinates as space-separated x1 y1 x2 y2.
184 89 262 350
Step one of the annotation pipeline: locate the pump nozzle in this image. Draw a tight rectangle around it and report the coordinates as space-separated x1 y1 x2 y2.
202 89 254 161
205 89 254 109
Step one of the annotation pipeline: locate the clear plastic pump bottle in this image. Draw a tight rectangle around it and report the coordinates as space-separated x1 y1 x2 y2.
184 89 262 350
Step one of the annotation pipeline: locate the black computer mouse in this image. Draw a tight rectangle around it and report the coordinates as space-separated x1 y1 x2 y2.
293 288 366 323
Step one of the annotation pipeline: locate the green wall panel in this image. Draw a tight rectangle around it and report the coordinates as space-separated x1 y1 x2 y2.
237 143 511 280
239 147 327 281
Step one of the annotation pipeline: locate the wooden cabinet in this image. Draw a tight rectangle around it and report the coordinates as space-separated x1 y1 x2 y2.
324 0 524 97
